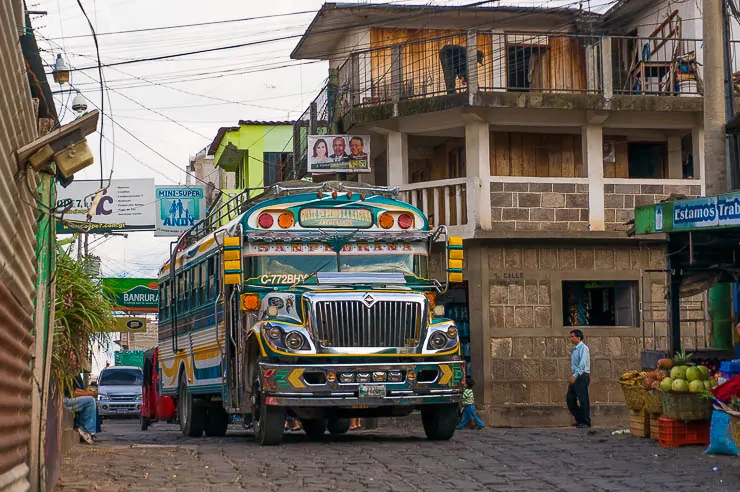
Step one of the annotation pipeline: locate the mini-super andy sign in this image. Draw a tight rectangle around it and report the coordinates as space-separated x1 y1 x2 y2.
155 186 205 237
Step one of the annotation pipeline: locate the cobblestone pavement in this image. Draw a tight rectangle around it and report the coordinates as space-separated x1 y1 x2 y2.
56 418 740 492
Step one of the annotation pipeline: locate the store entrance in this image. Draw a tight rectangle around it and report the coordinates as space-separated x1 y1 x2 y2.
438 283 471 376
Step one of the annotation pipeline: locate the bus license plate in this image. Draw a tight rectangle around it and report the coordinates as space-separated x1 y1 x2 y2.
359 384 386 399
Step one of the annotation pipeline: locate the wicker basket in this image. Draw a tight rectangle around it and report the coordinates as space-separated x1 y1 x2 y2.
731 416 740 447
644 390 663 415
621 384 645 411
660 392 712 421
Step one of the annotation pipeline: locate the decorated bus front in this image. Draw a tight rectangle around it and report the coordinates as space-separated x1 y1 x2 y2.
232 185 465 442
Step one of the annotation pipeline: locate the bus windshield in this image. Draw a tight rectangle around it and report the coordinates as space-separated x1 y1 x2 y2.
254 253 427 276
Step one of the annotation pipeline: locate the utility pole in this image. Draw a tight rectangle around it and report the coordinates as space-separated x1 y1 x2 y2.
703 0 729 194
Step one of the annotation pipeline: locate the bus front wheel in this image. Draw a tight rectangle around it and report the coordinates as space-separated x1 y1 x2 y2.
178 376 205 437
421 403 458 441
251 367 284 445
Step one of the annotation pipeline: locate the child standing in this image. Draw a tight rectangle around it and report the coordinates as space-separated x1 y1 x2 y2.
457 377 484 430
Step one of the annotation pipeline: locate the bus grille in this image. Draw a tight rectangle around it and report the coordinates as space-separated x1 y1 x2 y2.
313 299 425 348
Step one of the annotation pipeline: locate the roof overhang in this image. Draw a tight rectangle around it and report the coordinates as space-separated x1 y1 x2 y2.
214 142 246 172
291 2 596 61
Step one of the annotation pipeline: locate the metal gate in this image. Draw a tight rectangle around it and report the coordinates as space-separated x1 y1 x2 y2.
0 1 44 490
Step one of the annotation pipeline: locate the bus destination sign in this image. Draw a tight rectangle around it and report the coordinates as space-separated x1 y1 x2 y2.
299 208 373 228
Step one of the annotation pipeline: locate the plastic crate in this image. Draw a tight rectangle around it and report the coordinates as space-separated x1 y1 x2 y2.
658 417 710 448
649 414 660 441
719 360 740 381
630 409 650 438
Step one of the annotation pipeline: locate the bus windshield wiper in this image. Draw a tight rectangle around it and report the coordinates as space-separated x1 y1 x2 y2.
290 261 331 288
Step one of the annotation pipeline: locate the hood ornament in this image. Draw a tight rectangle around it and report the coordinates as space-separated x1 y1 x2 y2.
361 293 376 308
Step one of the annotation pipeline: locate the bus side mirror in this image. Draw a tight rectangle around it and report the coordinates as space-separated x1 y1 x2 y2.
222 236 242 285
446 236 463 284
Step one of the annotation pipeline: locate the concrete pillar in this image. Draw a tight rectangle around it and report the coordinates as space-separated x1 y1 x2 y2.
386 131 408 186
464 241 491 410
583 124 605 231
599 36 613 99
667 136 683 179
466 31 479 105
703 0 728 194
692 127 706 195
465 120 492 230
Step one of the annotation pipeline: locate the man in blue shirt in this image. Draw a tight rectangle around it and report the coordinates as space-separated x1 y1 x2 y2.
566 329 591 428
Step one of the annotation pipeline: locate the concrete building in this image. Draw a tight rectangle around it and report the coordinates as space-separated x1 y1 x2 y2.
292 2 717 426
186 146 233 209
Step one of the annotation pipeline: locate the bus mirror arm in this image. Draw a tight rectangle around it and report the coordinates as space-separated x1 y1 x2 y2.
436 225 449 294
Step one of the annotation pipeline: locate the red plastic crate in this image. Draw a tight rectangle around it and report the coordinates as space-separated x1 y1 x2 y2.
658 417 710 448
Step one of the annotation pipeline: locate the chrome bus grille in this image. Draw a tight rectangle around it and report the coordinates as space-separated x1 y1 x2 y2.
313 299 425 348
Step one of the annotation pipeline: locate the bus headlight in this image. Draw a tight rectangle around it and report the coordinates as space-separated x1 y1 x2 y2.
429 331 448 350
285 332 305 350
266 325 282 339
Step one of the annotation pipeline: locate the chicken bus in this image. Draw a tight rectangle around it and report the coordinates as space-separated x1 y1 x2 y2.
157 181 465 445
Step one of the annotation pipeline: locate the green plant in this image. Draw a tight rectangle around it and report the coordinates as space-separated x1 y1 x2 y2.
672 349 693 366
730 397 740 412
53 251 116 395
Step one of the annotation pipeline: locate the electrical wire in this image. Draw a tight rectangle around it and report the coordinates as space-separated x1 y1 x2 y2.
75 0 106 187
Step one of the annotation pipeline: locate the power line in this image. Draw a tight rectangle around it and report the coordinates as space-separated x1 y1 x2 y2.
43 10 317 40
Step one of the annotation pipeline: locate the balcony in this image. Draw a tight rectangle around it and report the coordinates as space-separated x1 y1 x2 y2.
335 31 703 125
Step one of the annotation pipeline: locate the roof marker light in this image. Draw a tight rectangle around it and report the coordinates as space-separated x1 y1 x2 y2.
258 213 273 229
398 213 413 229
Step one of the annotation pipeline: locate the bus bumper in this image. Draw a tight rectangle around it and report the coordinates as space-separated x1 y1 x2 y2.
259 361 464 407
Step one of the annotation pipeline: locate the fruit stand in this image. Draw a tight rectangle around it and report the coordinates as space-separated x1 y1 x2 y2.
619 350 718 447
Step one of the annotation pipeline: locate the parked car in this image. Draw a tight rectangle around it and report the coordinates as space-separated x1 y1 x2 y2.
97 366 143 417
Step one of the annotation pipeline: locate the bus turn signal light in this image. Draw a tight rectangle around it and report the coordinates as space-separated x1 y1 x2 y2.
379 212 394 229
241 294 260 311
277 212 294 228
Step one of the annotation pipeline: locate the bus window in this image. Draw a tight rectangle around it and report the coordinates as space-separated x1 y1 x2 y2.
200 262 207 305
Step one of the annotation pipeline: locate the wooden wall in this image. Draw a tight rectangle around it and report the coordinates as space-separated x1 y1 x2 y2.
603 137 629 178
369 28 493 97
489 132 583 177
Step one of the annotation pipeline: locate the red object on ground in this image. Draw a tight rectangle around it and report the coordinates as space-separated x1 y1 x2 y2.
140 347 176 429
711 374 740 403
658 417 710 448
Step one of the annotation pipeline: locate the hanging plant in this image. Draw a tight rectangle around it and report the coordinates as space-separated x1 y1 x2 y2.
53 250 115 394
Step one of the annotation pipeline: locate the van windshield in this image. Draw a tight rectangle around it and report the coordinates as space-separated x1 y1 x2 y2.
99 369 143 386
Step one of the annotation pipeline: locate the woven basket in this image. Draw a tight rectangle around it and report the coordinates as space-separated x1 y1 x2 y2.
661 392 712 421
644 390 663 415
732 416 740 447
621 384 645 411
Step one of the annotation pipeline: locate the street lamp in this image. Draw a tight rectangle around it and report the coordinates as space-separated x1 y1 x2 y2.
52 53 70 85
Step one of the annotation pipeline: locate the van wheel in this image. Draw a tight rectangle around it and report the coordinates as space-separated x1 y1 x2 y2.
421 404 458 441
140 416 149 431
251 366 284 445
205 406 229 437
178 376 205 437
327 418 350 435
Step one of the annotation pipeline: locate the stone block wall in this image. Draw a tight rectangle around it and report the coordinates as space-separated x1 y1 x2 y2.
491 181 589 232
481 242 707 426
604 182 702 231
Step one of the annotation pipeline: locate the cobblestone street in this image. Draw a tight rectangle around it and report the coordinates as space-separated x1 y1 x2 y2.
56 418 740 492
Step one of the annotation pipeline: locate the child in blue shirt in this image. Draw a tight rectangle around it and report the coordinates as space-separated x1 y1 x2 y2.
457 377 484 430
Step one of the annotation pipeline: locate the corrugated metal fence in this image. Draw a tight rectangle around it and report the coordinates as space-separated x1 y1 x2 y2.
0 2 42 491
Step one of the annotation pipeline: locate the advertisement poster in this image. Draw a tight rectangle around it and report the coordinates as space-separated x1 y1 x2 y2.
56 179 155 233
102 278 159 313
307 134 371 174
154 186 206 237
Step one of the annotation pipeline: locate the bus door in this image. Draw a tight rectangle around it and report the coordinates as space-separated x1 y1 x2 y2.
222 235 244 412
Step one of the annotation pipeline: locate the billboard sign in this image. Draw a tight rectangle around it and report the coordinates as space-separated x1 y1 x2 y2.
106 317 148 333
56 179 155 233
154 186 206 237
307 135 371 174
102 278 159 312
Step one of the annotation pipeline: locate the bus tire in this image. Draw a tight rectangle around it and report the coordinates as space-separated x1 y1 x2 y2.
178 376 205 437
421 403 458 441
204 405 229 437
327 418 350 435
301 418 327 439
251 368 284 446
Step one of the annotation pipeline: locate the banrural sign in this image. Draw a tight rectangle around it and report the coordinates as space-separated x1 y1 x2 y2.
154 186 206 237
102 278 158 312
634 191 740 234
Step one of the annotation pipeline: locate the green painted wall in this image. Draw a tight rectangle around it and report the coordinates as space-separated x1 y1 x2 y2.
213 124 293 193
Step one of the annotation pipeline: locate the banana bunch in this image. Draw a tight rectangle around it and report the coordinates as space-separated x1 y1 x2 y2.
619 370 646 386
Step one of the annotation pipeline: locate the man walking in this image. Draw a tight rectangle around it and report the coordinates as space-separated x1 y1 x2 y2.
567 329 591 428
